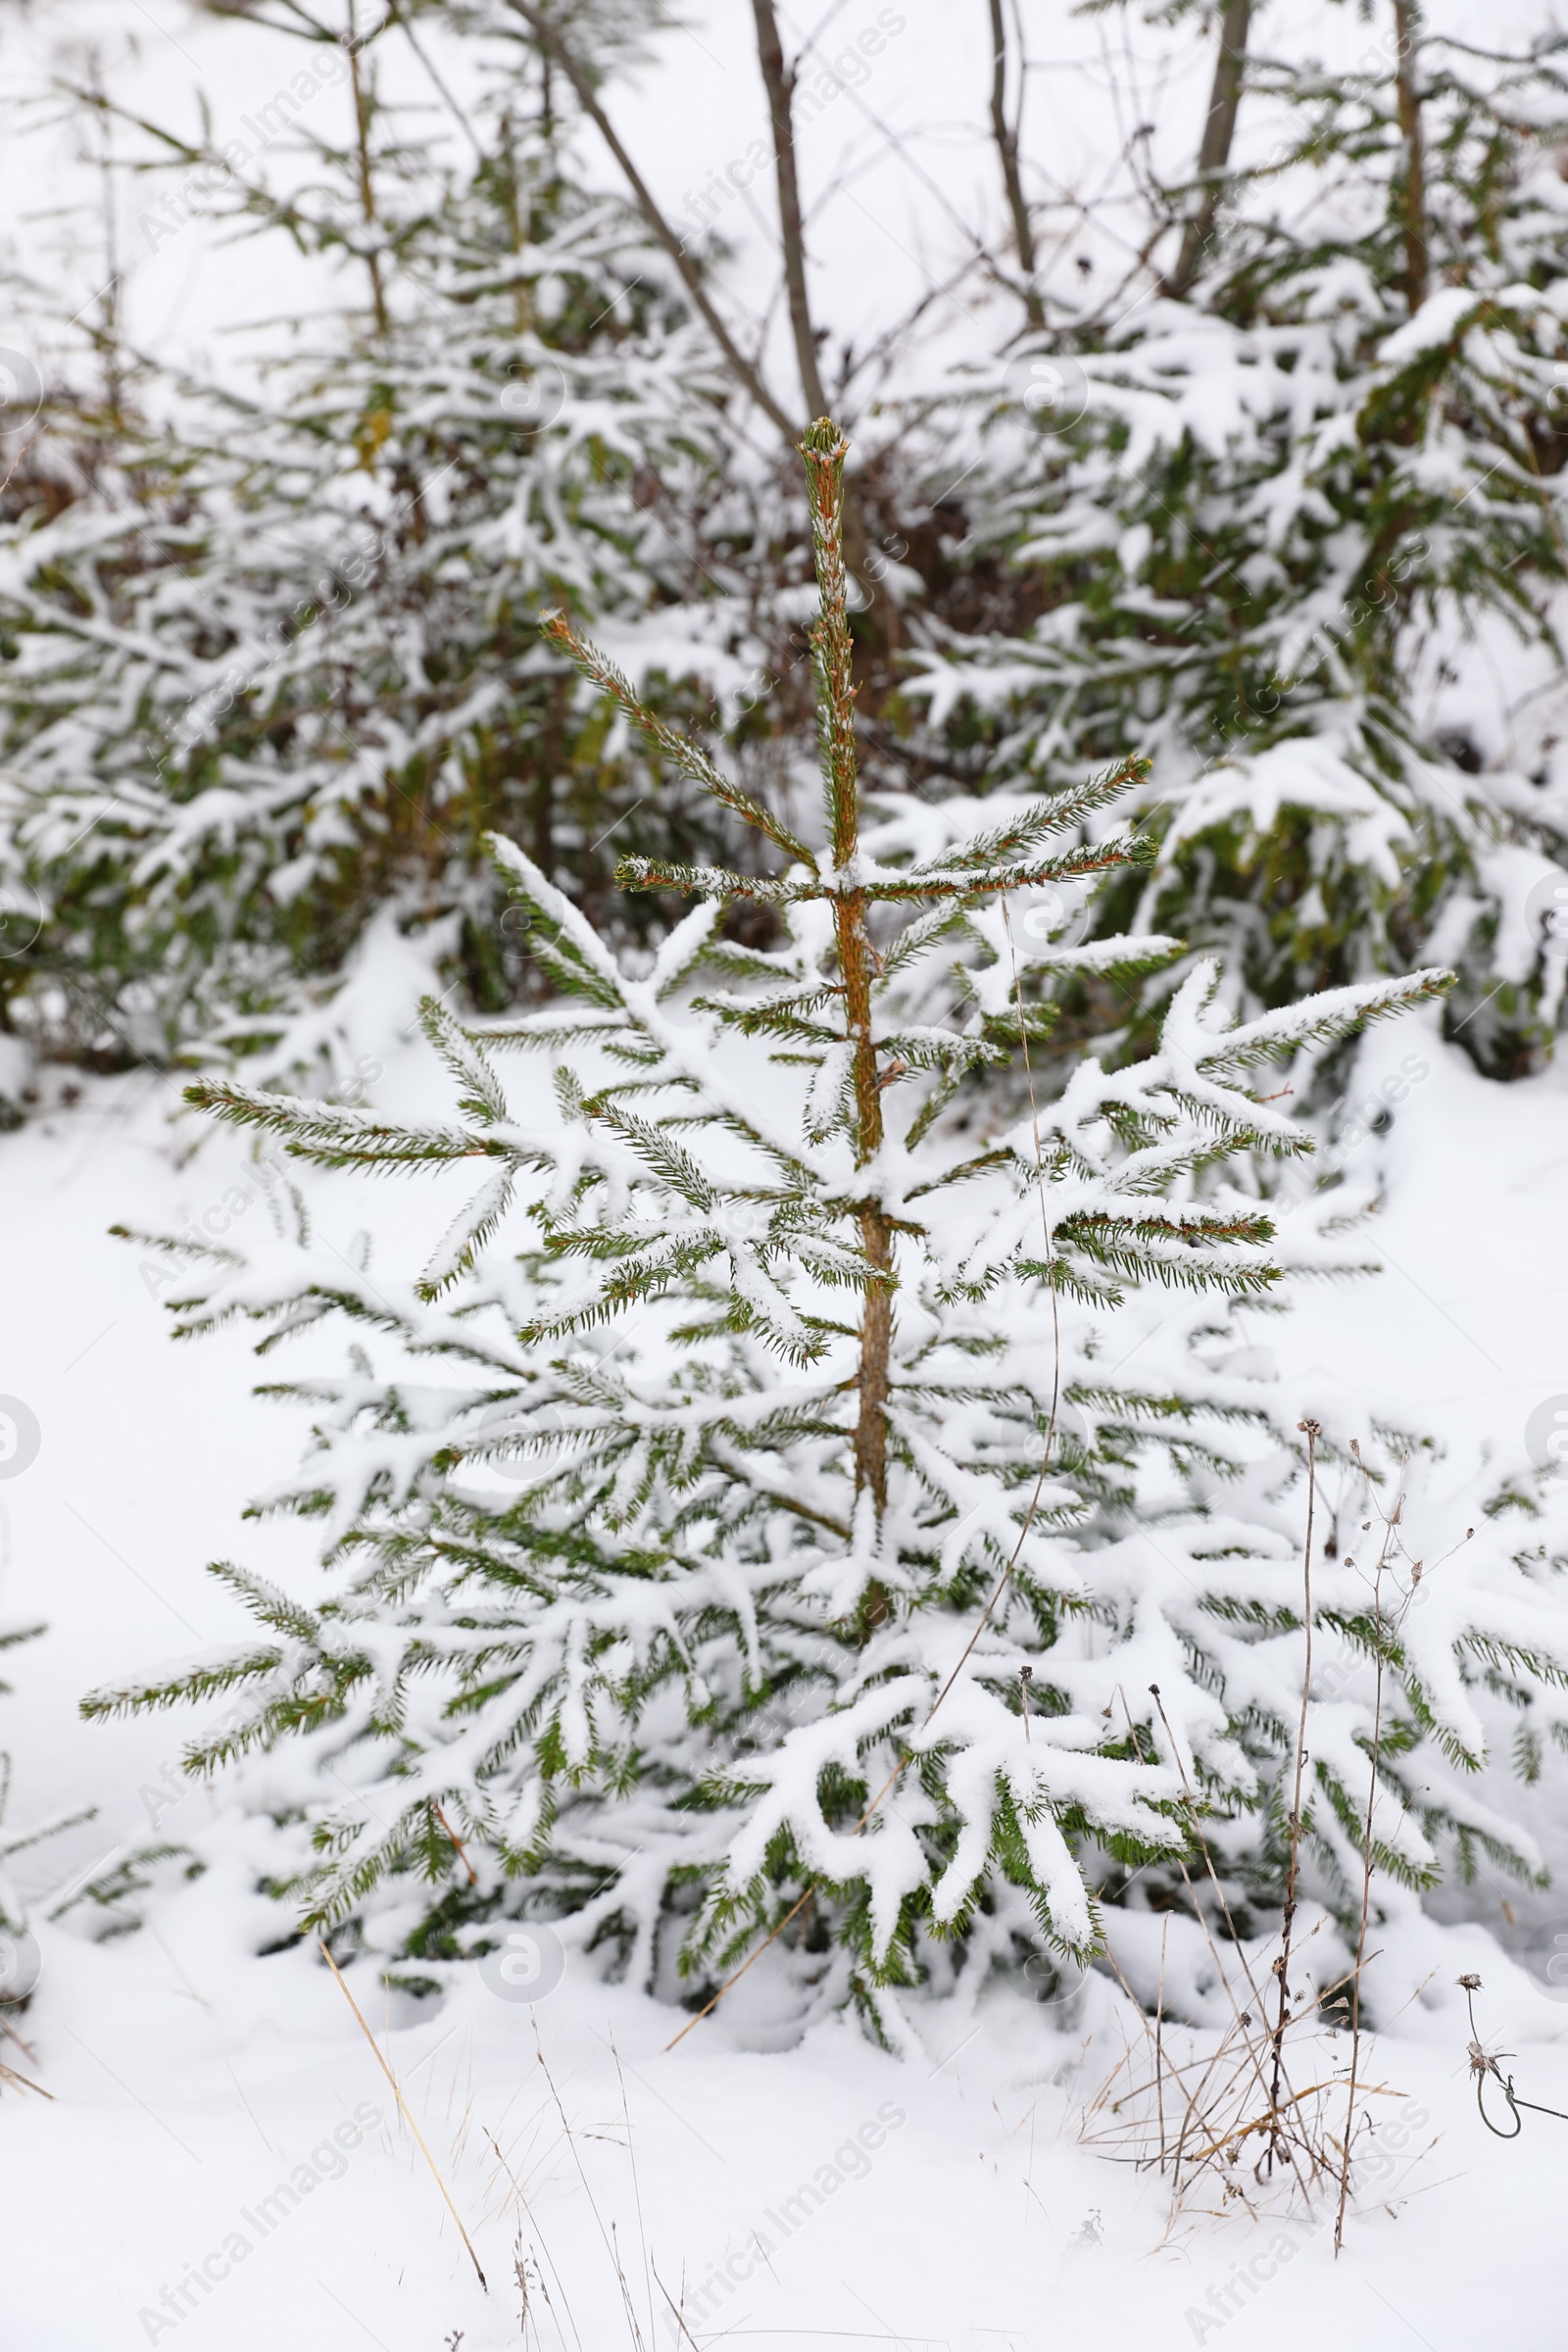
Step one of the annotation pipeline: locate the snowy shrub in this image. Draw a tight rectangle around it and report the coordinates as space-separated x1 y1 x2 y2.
0 19 741 1076
11 6 1568 1118
912 28 1568 1076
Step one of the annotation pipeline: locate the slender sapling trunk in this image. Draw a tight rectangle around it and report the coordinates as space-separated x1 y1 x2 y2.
987 0 1043 327
1393 0 1429 314
1164 0 1252 297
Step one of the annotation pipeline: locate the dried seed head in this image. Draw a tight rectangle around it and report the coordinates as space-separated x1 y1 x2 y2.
1458 1972 1483 1990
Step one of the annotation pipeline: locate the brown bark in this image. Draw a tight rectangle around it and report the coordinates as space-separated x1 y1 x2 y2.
751 0 830 422
800 423 891 1521
987 0 1043 328
346 0 390 336
748 2 885 643
1163 0 1251 298
1392 0 1429 315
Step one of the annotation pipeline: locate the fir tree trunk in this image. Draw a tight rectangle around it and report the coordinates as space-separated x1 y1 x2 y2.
752 0 829 421
346 0 390 336
1393 0 1429 315
801 422 891 1523
987 0 1044 329
1164 0 1251 298
751 5 885 646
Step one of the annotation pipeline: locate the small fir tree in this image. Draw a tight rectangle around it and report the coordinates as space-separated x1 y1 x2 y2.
89 421 1568 2030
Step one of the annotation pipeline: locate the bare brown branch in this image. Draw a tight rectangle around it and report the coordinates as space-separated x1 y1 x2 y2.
801 419 889 1517
751 0 830 420
501 0 799 440
1163 0 1251 298
1393 0 1430 314
987 0 1043 327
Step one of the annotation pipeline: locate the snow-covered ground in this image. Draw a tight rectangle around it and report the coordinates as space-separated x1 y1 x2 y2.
8 1907 1566 2352
4 1020 1568 2352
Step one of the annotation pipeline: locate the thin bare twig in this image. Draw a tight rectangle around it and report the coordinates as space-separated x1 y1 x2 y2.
1144 1682 1302 2142
751 0 829 418
1336 1459 1402 2251
0 2056 51 2098
1268 1416 1319 2168
432 1799 478 1886
986 0 1042 325
501 0 798 441
531 2027 647 2351
318 1937 488 2289
1393 0 1429 314
0 424 48 500
345 0 389 335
